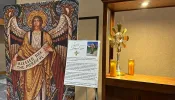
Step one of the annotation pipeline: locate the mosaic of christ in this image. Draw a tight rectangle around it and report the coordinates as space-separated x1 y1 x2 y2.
3 0 78 100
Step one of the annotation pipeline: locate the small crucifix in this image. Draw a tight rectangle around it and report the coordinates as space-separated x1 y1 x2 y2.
74 51 79 56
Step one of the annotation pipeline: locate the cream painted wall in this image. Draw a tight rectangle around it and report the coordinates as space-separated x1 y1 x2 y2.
0 26 5 71
16 0 103 100
77 0 103 100
114 7 175 78
0 44 5 71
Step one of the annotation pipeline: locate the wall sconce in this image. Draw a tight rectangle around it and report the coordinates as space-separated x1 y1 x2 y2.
141 1 150 8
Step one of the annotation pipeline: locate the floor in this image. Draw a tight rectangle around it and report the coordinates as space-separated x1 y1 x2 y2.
0 75 7 100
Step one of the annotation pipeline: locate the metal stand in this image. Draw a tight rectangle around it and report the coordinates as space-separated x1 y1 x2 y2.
86 87 88 100
63 86 98 100
63 86 69 100
95 88 98 100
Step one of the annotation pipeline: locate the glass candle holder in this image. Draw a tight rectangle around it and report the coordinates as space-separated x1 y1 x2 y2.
128 59 135 75
110 59 117 77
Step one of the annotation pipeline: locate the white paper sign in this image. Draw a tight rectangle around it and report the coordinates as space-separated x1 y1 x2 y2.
64 40 100 88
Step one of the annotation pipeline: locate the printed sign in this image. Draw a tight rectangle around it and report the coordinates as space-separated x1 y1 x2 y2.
64 40 100 88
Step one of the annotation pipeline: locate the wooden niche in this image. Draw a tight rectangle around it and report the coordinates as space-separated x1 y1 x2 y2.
101 0 175 100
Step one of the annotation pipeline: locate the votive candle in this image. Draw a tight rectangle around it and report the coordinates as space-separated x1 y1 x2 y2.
128 59 135 75
110 59 117 77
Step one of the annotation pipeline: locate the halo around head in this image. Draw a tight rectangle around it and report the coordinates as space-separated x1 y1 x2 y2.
27 10 47 28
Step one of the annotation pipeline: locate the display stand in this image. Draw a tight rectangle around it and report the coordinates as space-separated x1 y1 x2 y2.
63 86 98 100
64 40 100 100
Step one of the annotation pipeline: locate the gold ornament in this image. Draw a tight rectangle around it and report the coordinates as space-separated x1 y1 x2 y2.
108 23 129 76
